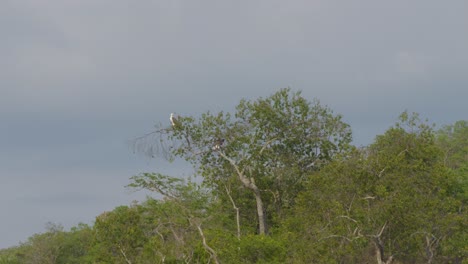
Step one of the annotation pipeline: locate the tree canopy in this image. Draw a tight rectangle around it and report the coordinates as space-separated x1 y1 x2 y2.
135 88 352 236
1 90 466 264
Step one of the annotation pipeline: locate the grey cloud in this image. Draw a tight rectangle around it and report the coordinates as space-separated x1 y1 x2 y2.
1 0 467 248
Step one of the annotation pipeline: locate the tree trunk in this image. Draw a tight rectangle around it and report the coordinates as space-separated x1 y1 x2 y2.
374 240 393 264
252 180 266 235
218 152 267 235
236 172 266 235
374 223 393 264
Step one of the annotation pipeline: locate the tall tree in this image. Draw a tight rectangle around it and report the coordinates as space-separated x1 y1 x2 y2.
134 88 352 235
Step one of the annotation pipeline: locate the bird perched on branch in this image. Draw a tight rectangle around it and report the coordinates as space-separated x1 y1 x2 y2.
212 138 225 151
170 113 180 127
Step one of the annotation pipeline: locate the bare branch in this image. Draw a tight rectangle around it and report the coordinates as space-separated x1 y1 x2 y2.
347 194 356 213
378 168 386 178
224 184 241 240
338 215 358 223
118 244 132 264
131 126 173 159
190 220 219 264
217 151 266 235
377 222 387 237
259 137 277 154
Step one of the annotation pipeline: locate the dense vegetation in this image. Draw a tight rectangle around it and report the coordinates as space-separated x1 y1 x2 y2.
1 89 466 263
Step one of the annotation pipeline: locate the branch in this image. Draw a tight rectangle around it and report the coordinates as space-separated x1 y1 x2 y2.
319 233 363 242
224 184 241 240
217 151 250 188
169 224 184 245
376 148 409 178
378 168 386 178
153 224 165 242
259 137 277 154
132 127 169 142
347 194 356 213
118 244 132 264
320 235 354 242
130 125 180 160
191 220 219 264
377 222 387 237
338 215 358 223
371 222 394 264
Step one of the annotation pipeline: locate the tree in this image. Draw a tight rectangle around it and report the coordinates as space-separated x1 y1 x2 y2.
134 88 352 235
128 173 219 263
128 173 287 263
20 223 65 264
437 120 467 171
90 205 146 264
55 223 93 264
285 112 466 263
436 120 468 262
437 120 468 203
0 223 93 264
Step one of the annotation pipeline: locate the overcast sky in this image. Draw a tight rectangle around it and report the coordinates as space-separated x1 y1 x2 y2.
1 0 467 248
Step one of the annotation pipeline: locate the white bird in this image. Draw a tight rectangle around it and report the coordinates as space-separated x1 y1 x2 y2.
170 113 177 127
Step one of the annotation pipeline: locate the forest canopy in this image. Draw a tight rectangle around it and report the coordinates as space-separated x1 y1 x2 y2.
1 89 466 264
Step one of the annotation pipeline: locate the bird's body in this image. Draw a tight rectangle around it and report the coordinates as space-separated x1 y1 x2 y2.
170 113 177 127
212 138 225 150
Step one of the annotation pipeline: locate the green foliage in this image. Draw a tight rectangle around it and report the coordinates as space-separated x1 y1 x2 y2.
139 88 352 235
283 113 467 263
238 235 286 264
127 174 218 263
0 247 23 264
437 120 468 203
90 205 146 263
0 223 92 264
2 91 466 263
435 120 468 262
200 230 286 263
437 120 468 170
56 223 93 264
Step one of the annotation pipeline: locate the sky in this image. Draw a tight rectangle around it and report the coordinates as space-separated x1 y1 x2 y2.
1 0 467 248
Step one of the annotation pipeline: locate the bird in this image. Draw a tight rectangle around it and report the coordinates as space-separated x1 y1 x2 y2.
212 138 225 151
170 113 178 127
